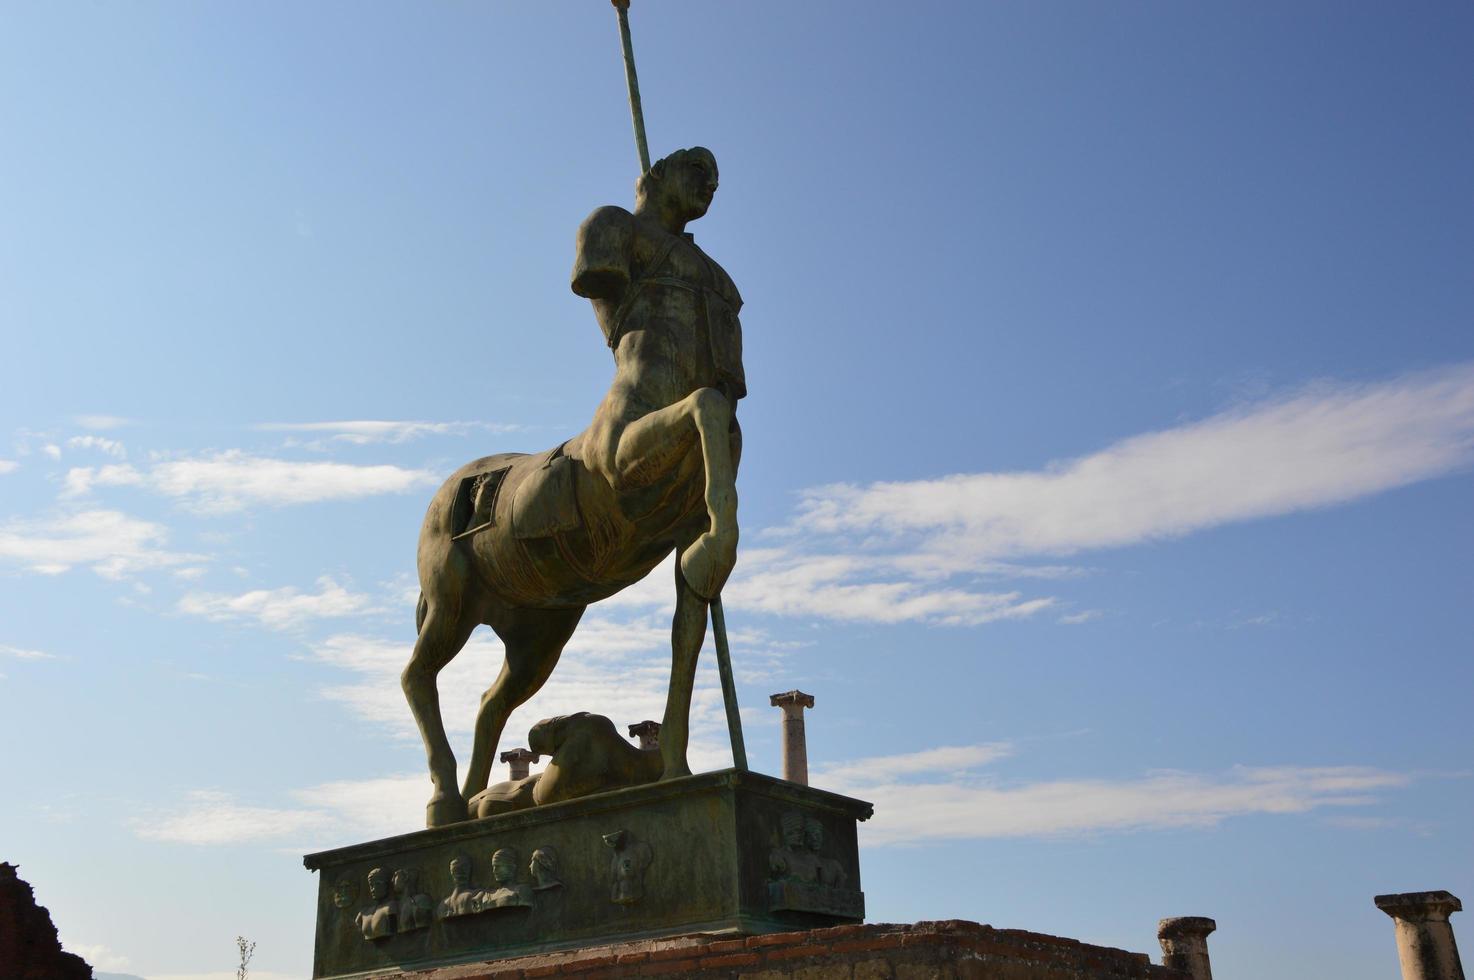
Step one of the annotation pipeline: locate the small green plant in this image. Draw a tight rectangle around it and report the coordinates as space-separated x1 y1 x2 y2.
235 935 255 980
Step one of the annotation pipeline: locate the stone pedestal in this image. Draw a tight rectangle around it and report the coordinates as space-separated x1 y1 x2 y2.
1376 891 1465 980
303 769 871 979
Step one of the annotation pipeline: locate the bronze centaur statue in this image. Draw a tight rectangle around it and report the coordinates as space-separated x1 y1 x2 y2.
404 147 744 827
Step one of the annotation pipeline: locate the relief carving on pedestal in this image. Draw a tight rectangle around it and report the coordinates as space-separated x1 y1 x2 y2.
354 868 397 941
479 847 533 910
530 846 562 892
437 853 485 920
767 812 863 919
391 866 433 932
332 874 356 910
603 829 653 905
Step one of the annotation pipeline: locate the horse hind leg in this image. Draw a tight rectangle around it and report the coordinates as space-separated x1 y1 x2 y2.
461 604 585 802
402 594 482 827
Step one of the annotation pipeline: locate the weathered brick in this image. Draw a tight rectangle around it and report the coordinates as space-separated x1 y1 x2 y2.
832 937 906 955
748 930 810 949
640 958 702 975
765 942 831 962
645 945 702 962
703 952 762 969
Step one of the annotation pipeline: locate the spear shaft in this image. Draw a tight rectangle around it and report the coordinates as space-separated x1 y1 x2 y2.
611 1 652 174
608 1 747 771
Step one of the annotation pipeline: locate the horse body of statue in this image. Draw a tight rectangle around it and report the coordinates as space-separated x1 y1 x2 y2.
404 147 744 827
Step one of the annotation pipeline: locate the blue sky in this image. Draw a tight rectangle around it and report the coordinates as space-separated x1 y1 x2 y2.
2 3 1471 978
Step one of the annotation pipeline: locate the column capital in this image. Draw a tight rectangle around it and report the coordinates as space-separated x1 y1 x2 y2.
627 720 661 748
769 690 815 710
1376 891 1463 923
499 747 541 765
1158 916 1217 940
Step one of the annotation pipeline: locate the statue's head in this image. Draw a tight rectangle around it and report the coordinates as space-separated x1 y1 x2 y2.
491 847 517 885
636 147 719 221
391 867 417 894
366 867 388 900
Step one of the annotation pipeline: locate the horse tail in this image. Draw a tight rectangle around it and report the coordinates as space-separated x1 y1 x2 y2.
415 591 428 634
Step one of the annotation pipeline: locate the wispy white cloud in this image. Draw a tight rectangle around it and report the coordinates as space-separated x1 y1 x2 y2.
725 548 1055 627
42 444 61 460
61 464 142 498
599 551 1056 629
0 509 204 578
0 460 17 474
790 364 1474 563
60 451 435 512
714 364 1474 631
73 414 133 431
66 435 126 458
178 576 377 630
817 743 1016 786
255 420 525 446
813 745 1412 845
2 644 59 661
135 789 337 845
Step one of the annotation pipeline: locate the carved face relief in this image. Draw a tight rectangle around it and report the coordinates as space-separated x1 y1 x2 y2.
366 868 388 901
491 848 517 886
804 818 824 853
449 854 471 887
332 874 356 909
604 829 653 906
530 847 561 890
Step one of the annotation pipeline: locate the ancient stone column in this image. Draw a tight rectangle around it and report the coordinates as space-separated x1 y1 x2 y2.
499 747 540 782
1157 916 1216 980
768 690 815 785
627 720 661 750
1376 891 1465 980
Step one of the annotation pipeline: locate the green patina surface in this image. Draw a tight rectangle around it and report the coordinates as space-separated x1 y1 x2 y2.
303 770 872 979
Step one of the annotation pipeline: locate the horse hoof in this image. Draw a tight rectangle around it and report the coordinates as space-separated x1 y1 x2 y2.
426 792 468 828
679 532 736 600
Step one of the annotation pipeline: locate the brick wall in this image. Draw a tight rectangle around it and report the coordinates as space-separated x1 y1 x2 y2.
389 919 1188 980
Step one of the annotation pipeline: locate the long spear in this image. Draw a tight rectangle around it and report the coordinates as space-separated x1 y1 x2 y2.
609 0 748 771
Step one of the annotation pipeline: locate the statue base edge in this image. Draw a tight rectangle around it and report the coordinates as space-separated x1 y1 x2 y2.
365 920 1188 979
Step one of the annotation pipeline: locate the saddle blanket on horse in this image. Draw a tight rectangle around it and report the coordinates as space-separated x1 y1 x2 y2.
451 446 580 542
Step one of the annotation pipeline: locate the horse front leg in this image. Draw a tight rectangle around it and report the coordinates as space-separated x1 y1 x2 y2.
679 387 739 600
661 542 709 780
611 387 739 600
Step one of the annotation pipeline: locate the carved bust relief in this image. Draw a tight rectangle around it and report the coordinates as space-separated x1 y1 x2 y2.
354 868 397 941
